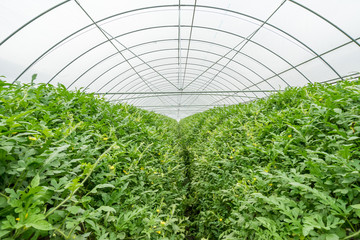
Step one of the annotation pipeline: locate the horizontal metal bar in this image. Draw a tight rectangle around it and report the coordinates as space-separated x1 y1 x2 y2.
320 72 360 84
135 104 227 108
107 93 257 101
96 90 281 95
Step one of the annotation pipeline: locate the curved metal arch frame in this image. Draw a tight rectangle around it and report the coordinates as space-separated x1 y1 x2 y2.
0 0 71 46
81 46 268 95
11 3 346 89
288 0 360 48
138 48 272 90
64 37 283 98
113 69 251 106
48 24 300 91
93 56 265 103
105 69 253 107
85 33 292 105
73 33 313 96
3 2 358 115
86 31 358 108
109 77 236 105
47 7 322 92
77 52 263 104
112 64 246 95
87 47 275 98
113 78 267 108
103 61 252 105
61 30 303 99
243 36 360 90
104 68 262 102
108 70 270 108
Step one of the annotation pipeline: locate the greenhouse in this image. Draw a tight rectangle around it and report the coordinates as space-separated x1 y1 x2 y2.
0 0 359 239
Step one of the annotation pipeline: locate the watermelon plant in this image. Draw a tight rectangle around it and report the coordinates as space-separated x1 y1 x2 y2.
180 79 360 239
0 75 188 239
1 74 360 239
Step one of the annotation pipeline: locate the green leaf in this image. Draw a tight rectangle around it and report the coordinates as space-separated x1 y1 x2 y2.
6 109 35 124
0 197 8 208
350 204 360 209
67 206 83 215
94 183 115 189
355 209 360 218
31 74 37 83
334 189 348 194
90 183 115 193
31 174 40 188
27 220 53 231
302 223 314 236
0 145 13 153
348 136 359 141
98 206 116 213
0 230 10 238
43 145 69 166
172 224 180 233
325 233 339 240
333 108 342 114
118 232 126 239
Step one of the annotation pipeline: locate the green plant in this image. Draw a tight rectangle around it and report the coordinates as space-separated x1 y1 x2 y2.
0 75 187 239
180 79 360 239
1 74 360 239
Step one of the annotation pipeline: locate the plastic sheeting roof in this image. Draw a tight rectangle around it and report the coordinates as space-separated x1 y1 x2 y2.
1 0 359 120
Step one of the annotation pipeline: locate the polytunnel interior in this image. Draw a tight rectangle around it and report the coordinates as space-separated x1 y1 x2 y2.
1 0 360 120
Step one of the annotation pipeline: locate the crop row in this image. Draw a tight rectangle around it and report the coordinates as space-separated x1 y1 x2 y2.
180 79 360 239
0 76 188 239
1 75 360 240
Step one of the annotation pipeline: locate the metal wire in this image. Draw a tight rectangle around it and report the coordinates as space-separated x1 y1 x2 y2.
0 0 71 46
243 36 360 90
182 0 198 89
97 90 278 95
94 56 264 96
182 1 288 92
73 0 178 106
109 93 257 102
289 0 360 48
97 29 178 89
73 0 153 92
101 61 255 104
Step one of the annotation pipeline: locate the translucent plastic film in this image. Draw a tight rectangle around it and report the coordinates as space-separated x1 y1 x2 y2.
0 0 359 120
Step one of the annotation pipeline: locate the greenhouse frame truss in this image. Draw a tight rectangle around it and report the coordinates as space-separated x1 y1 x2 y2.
0 0 359 120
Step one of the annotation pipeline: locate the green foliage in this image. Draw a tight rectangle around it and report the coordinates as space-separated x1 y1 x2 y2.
1 75 360 239
0 76 187 239
180 79 360 239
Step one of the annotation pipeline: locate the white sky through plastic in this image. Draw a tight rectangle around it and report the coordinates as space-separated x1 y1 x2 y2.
0 0 359 120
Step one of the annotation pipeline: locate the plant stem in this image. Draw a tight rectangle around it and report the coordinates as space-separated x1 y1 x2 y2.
344 216 356 233
55 229 68 238
67 224 78 239
343 229 360 240
0 192 9 200
138 143 153 162
12 170 27 190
